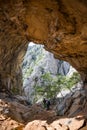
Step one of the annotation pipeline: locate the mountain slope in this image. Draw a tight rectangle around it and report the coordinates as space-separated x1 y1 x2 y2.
22 44 75 102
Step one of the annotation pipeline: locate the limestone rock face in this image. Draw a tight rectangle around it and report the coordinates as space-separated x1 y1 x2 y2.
0 0 87 91
22 44 70 101
0 0 28 93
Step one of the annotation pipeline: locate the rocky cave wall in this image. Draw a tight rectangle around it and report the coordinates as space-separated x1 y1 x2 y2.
0 0 87 93
0 0 28 93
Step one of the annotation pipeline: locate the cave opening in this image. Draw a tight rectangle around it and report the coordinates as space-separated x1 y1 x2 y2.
22 42 81 104
0 0 87 129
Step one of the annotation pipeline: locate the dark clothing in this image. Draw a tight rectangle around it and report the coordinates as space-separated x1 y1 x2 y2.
43 98 51 110
43 98 46 104
43 98 46 108
46 100 50 110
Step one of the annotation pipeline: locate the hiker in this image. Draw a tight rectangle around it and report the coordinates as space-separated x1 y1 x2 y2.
46 99 50 110
43 98 46 108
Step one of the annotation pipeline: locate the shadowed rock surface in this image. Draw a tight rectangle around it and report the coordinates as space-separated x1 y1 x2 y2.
0 85 87 130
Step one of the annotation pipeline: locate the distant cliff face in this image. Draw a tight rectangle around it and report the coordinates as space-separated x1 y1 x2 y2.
22 44 71 101
0 0 87 93
22 44 70 79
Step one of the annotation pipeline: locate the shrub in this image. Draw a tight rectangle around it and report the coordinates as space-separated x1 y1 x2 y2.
33 72 80 102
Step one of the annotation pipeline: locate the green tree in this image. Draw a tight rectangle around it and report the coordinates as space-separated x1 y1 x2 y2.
33 73 61 100
33 72 80 102
63 72 80 92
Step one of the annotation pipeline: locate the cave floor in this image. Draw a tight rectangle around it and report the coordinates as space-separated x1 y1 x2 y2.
0 92 87 130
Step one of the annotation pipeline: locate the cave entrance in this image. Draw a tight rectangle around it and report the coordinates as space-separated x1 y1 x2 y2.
22 42 80 103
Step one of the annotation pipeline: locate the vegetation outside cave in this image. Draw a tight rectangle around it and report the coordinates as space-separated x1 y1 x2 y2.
22 42 81 103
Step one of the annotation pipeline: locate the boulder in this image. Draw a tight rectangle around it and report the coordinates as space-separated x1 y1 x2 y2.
8 101 30 123
65 116 85 130
72 91 81 99
68 94 86 117
56 97 72 116
68 104 82 117
52 116 85 130
0 118 24 130
24 120 48 130
51 121 69 130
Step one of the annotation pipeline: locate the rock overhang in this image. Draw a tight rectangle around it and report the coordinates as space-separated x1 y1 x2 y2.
0 0 87 91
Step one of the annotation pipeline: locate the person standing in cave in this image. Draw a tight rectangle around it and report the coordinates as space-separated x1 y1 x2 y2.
43 98 51 110
46 99 51 110
43 98 46 108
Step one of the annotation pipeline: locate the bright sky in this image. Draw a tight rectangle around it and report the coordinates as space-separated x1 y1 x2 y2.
29 42 35 46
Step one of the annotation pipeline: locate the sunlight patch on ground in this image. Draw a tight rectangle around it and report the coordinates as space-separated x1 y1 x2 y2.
24 114 85 130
